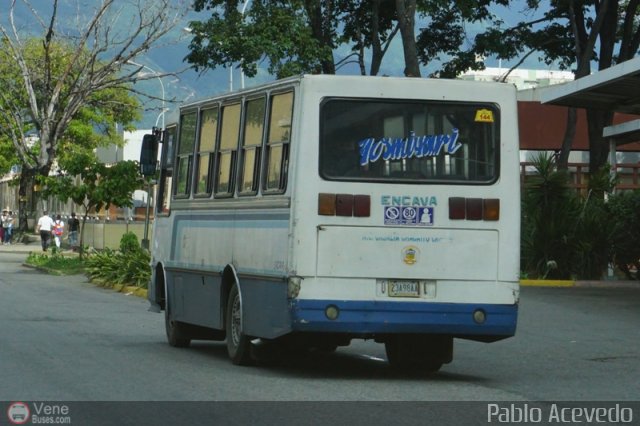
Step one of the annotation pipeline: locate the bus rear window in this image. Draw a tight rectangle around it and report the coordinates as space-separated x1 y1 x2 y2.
320 99 499 183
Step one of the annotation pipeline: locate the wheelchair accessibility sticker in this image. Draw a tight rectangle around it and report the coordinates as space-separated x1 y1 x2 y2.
384 206 434 226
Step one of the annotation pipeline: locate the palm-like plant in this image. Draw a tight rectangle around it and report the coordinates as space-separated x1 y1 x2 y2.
522 152 580 279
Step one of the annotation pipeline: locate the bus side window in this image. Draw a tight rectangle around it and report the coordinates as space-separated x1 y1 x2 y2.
196 107 218 196
215 103 241 197
239 97 265 195
157 126 176 214
175 112 197 197
264 91 293 193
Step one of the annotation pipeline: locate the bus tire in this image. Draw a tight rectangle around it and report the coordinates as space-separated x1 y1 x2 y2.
165 305 191 348
385 335 451 373
225 284 253 365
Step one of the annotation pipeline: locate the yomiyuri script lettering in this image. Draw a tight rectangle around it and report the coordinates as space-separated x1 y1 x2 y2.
358 129 462 166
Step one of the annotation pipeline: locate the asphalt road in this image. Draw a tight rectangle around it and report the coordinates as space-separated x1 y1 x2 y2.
1 250 639 425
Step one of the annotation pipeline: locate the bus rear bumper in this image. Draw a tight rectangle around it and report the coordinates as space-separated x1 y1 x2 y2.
290 299 518 339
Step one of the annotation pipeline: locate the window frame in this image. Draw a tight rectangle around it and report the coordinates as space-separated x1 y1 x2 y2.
174 111 198 198
262 90 294 194
238 96 266 196
214 102 242 198
318 97 500 185
156 125 177 215
194 105 219 197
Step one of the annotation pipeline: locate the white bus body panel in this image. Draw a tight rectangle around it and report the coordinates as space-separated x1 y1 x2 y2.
150 75 520 341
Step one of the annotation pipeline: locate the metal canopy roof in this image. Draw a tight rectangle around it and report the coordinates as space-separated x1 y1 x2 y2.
540 55 640 115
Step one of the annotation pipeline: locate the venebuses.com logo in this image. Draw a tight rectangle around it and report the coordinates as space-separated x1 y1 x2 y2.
7 402 30 425
6 401 72 424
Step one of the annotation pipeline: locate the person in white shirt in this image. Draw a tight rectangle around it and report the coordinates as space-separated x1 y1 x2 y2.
36 210 55 252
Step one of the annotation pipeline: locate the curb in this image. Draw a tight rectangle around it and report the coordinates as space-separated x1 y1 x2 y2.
112 284 148 299
520 279 575 287
520 279 639 288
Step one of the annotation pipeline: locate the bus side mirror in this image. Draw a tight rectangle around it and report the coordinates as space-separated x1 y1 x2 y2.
140 134 159 176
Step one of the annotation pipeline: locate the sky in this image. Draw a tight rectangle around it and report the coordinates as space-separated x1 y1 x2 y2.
1 0 558 128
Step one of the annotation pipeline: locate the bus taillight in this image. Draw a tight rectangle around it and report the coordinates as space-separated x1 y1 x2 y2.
318 193 370 217
353 195 371 217
483 199 500 221
318 193 336 215
448 197 500 221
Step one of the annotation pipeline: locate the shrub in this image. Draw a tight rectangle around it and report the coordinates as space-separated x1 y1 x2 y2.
119 231 140 254
607 189 640 279
572 196 612 279
521 152 581 279
85 233 151 288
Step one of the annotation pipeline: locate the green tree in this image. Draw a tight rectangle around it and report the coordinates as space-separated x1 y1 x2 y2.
459 1 640 188
0 0 182 231
186 0 429 77
40 148 143 258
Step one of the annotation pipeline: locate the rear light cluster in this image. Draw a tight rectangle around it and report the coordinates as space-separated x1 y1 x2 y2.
449 197 500 221
318 193 371 217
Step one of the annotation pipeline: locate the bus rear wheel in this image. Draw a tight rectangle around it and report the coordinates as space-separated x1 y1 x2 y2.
385 334 452 373
225 284 253 365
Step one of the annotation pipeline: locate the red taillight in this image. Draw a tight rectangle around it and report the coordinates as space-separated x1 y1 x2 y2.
318 193 336 215
483 199 500 221
449 197 500 221
466 198 483 220
448 197 466 220
336 194 354 216
319 193 370 217
353 195 371 217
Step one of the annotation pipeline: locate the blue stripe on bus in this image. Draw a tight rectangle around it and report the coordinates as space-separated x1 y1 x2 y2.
290 299 517 336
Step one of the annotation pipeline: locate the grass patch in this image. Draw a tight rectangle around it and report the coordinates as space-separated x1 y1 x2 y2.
25 250 86 275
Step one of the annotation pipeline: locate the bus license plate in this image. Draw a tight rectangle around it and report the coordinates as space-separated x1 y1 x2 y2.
388 280 420 297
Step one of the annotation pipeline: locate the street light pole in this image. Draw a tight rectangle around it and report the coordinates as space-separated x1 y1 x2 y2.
127 60 165 250
127 60 166 128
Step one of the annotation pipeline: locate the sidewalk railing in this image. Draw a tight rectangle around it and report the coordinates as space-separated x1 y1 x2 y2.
520 162 640 194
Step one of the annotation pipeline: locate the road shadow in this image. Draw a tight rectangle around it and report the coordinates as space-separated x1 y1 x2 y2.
182 339 487 383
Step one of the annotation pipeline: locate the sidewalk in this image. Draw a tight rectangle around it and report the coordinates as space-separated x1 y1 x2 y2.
0 240 78 255
0 241 38 253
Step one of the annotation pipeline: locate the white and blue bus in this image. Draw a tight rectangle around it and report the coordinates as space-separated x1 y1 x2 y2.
144 74 520 372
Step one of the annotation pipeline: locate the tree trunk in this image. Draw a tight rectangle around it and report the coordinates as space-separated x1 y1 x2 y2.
79 207 90 260
369 0 383 76
587 108 614 197
17 166 37 234
557 108 577 170
305 0 336 74
395 0 420 77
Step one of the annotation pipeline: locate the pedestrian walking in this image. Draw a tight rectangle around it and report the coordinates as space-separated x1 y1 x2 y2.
52 214 65 249
36 210 55 252
67 212 80 251
2 208 14 245
0 209 5 243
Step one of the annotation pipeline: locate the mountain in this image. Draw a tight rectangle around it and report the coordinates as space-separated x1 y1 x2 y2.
3 0 553 129
2 1 244 129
